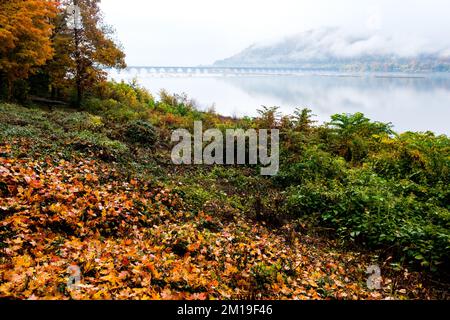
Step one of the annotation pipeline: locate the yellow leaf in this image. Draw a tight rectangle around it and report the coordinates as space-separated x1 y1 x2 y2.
308 280 318 288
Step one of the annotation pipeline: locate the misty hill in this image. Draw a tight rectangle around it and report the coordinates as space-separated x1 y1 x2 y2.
214 27 450 72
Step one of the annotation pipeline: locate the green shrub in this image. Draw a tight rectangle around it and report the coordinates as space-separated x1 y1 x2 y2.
180 185 215 211
69 130 128 160
83 80 155 122
285 168 450 271
125 119 158 146
325 112 394 162
50 111 104 132
0 124 40 139
0 103 49 125
97 79 155 108
277 113 450 273
369 132 450 186
157 90 204 122
275 146 347 186
83 97 141 121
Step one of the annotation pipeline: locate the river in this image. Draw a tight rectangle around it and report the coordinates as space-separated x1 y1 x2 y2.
109 70 450 135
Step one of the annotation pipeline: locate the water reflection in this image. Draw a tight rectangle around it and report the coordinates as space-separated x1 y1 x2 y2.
111 72 450 135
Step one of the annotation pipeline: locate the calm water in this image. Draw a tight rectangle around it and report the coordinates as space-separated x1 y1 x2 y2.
110 71 450 135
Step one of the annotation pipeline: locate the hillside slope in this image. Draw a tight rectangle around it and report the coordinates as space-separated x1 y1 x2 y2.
0 103 446 299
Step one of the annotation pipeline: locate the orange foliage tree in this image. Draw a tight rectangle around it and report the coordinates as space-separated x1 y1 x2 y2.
0 0 57 99
47 0 126 106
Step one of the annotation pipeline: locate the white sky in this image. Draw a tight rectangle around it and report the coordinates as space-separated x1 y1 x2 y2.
100 0 450 66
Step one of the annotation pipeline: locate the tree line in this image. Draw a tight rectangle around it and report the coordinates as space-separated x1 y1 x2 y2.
0 0 126 106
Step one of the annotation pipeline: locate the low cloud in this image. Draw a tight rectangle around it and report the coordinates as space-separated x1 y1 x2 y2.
262 27 450 59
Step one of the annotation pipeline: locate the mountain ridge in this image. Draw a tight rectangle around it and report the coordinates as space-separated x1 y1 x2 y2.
214 27 450 72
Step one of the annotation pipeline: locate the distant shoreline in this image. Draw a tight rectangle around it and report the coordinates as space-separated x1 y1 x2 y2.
111 67 447 80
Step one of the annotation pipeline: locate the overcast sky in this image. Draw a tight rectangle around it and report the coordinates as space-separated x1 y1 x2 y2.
100 0 450 66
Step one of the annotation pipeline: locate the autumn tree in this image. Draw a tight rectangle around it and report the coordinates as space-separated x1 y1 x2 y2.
47 0 126 107
0 0 57 100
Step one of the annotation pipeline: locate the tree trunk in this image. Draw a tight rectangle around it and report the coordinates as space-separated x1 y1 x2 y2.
6 77 13 101
73 0 83 108
51 85 56 99
74 26 82 108
0 72 7 100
